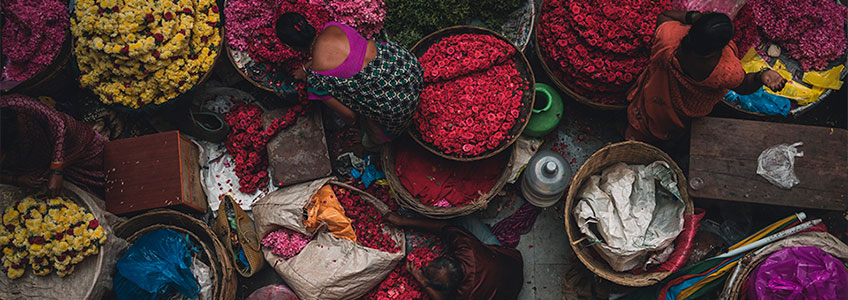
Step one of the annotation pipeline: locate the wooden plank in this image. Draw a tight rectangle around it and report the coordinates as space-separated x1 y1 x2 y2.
689 117 848 210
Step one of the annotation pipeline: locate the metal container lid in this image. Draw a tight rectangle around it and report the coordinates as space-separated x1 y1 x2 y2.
521 150 571 207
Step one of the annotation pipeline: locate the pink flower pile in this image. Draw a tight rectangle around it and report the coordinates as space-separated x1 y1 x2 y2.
414 33 529 157
318 0 386 39
741 0 848 70
1 0 69 81
262 227 312 259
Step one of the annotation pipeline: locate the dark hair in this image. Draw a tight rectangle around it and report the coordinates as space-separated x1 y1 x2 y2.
0 108 18 153
425 256 464 295
680 13 733 56
275 12 316 50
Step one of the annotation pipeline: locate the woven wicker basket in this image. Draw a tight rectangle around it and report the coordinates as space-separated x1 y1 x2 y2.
563 141 694 287
114 210 236 300
533 1 627 111
0 184 108 300
409 25 535 162
720 232 848 300
381 142 514 219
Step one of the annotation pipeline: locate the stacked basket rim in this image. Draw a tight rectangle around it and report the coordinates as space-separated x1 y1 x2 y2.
409 25 536 162
114 210 236 300
563 141 694 287
381 142 514 219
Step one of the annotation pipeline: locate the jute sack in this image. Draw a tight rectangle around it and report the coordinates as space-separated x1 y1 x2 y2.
253 177 404 300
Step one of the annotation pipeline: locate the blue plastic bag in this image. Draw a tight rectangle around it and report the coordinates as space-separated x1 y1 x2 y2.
114 229 199 300
724 87 791 116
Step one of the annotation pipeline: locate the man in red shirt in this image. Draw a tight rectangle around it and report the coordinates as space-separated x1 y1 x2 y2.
384 213 524 300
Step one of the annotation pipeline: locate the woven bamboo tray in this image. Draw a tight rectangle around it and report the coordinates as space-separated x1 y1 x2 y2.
409 25 535 162
114 210 236 300
381 141 514 219
0 184 107 300
563 141 694 287
533 12 628 111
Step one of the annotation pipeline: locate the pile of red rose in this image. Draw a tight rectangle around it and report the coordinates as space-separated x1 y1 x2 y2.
414 33 529 157
225 100 306 194
364 234 446 300
537 0 670 105
731 0 848 71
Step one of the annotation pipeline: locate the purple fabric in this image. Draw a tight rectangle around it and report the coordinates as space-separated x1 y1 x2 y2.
313 22 367 79
749 246 848 300
491 202 542 248
307 91 332 101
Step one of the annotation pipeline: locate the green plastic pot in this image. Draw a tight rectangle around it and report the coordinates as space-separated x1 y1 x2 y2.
523 83 563 137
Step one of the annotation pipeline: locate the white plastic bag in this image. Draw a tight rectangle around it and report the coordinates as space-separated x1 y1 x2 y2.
756 142 803 189
574 161 686 272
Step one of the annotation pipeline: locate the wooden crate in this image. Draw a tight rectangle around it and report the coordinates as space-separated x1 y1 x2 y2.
104 131 207 215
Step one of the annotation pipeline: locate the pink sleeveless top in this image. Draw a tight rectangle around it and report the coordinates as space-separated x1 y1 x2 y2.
313 22 368 79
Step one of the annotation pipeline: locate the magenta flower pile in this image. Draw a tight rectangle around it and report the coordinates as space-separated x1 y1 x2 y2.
318 0 386 39
1 0 69 82
734 0 848 70
262 227 312 259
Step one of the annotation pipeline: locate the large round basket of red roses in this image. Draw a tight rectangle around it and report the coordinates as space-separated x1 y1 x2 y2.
410 26 535 162
536 0 671 110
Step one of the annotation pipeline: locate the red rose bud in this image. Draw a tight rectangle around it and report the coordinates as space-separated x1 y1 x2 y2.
179 29 186 35
112 6 119 12
182 8 191 14
23 214 30 219
153 50 160 58
164 12 173 20
154 33 164 42
145 13 154 22
54 232 64 239
5 225 14 231
97 8 104 15
58 254 67 261
66 228 74 235
121 45 129 54
88 219 99 229
211 5 219 13
201 36 208 42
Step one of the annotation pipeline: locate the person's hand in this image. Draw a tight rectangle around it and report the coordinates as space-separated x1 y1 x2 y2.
48 173 63 197
17 175 47 188
760 69 787 91
293 67 307 80
382 212 404 226
406 260 428 285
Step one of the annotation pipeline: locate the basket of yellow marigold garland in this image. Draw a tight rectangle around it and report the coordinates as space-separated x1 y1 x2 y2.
0 183 123 300
71 0 223 111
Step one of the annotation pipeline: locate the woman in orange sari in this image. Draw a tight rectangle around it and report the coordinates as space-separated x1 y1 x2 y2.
625 11 787 143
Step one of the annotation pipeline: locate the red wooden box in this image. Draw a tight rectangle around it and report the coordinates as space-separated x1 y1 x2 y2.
104 131 207 215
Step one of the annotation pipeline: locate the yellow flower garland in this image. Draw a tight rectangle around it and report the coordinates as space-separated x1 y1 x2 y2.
0 195 107 279
71 0 220 108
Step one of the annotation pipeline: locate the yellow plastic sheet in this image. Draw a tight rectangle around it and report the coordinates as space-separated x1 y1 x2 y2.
803 65 845 90
771 60 794 81
740 47 768 73
304 184 357 242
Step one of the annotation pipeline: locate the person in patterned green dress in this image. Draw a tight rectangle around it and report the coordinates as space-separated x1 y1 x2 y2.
276 13 424 146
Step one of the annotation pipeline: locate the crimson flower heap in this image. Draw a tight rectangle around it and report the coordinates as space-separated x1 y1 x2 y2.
537 0 670 105
414 33 529 157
